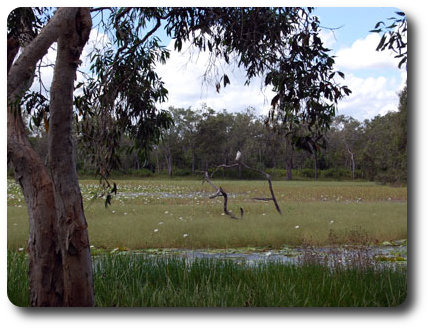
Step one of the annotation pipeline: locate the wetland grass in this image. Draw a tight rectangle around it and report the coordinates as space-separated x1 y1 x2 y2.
7 179 407 250
8 251 407 307
7 179 407 307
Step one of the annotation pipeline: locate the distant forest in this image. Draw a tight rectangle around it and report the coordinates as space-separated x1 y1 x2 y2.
23 85 407 185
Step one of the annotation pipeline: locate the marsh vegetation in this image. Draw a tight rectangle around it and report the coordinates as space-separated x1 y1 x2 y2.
8 179 407 249
7 178 407 307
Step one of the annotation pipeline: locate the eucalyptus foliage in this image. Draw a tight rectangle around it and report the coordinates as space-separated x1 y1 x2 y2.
371 11 407 69
10 7 351 179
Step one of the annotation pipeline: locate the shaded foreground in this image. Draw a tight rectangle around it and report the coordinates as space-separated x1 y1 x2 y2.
8 251 406 307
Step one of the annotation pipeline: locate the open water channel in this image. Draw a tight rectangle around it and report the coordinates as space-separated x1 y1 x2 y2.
105 241 407 271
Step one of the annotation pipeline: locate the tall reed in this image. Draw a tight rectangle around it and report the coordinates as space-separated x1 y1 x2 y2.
8 251 406 307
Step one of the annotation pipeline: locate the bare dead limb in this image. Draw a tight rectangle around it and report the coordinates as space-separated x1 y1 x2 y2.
265 172 282 214
201 171 239 219
201 158 282 216
211 161 282 215
210 163 239 178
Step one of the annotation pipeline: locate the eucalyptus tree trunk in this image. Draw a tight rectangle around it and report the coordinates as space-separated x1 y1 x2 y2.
285 137 293 181
164 148 173 176
7 8 94 306
347 147 355 180
313 151 318 180
191 151 196 174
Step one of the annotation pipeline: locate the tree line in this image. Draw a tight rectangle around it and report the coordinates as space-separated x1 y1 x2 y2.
119 84 407 184
24 85 406 184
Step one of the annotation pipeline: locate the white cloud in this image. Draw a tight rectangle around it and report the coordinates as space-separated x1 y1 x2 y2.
156 39 275 114
334 33 398 71
319 28 337 50
29 28 110 96
29 44 56 94
331 32 406 120
336 73 402 121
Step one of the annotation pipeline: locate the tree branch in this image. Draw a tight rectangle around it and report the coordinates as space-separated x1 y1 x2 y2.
201 171 240 219
7 8 79 100
211 161 282 215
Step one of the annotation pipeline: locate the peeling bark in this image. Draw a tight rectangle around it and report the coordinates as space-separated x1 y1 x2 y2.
7 109 62 306
7 7 94 306
47 8 93 306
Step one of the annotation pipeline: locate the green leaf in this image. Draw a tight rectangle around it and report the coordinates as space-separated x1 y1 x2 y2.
398 56 407 69
223 74 230 87
174 38 182 51
376 35 387 51
374 21 384 29
271 94 280 108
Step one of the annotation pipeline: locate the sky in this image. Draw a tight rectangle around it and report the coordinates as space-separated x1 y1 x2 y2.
151 7 406 122
29 7 406 123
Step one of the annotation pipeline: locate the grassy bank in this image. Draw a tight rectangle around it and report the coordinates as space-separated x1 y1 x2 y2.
7 179 407 250
8 251 406 307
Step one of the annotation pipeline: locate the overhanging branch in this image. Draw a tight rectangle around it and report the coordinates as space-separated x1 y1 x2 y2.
7 8 79 100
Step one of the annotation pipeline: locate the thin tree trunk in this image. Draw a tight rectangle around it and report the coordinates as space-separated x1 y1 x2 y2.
285 138 293 180
164 148 173 176
155 149 160 174
191 150 195 174
314 151 318 180
347 147 355 180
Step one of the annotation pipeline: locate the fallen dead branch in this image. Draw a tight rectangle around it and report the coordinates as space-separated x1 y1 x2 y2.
209 161 282 215
201 171 241 219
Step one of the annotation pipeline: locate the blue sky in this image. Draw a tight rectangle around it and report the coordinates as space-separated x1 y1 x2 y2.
314 7 401 50
315 7 403 79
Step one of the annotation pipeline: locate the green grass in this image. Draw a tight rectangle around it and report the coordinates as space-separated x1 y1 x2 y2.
7 251 30 307
6 179 407 307
7 179 407 250
7 251 406 307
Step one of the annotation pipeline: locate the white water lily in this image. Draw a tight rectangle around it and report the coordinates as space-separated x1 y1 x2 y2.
183 234 189 238
329 220 334 224
294 225 300 229
154 229 159 233
158 221 164 225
